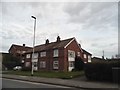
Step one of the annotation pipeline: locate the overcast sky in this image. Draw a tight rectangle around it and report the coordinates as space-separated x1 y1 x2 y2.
0 1 118 58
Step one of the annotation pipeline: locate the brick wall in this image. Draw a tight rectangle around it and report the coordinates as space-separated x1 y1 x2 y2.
64 39 83 71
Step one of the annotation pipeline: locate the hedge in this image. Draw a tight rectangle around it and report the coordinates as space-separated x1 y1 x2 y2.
84 60 120 82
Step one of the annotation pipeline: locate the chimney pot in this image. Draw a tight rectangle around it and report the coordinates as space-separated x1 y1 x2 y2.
45 39 49 44
56 36 61 42
23 44 25 47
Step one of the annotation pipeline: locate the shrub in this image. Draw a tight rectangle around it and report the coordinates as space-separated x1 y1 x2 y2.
74 57 84 71
84 60 120 82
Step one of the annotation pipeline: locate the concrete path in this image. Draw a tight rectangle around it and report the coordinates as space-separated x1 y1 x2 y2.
2 74 120 90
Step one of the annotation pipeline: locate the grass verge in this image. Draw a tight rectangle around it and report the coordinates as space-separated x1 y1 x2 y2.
2 70 84 79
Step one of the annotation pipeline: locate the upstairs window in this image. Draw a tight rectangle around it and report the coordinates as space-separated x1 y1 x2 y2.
26 54 30 58
84 54 87 59
68 50 75 58
88 55 91 62
53 49 59 57
77 52 80 57
40 51 46 57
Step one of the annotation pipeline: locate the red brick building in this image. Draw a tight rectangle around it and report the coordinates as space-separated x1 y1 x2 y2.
24 36 92 72
9 44 32 63
82 49 92 63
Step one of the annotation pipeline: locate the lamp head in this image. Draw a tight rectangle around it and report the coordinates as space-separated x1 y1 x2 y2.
31 16 36 19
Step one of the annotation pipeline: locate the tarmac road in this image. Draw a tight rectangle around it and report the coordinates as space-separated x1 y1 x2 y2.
2 78 85 90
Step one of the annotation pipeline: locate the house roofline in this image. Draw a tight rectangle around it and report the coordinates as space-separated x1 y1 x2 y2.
64 38 75 48
64 37 83 52
82 48 92 55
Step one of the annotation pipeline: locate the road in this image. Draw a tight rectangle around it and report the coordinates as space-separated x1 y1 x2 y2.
2 78 85 90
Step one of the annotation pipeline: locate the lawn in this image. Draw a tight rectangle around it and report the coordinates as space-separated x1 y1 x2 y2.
3 70 84 79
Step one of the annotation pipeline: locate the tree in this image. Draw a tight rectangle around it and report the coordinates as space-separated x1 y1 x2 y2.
2 53 21 70
74 57 84 71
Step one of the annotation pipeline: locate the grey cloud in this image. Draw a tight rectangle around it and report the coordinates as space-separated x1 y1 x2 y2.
91 43 98 47
91 42 117 48
109 43 117 46
2 44 9 52
64 2 117 27
64 2 89 16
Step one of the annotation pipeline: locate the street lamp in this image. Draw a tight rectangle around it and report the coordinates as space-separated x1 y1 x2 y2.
31 16 36 76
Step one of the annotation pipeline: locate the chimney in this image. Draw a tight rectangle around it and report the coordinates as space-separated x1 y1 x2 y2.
79 44 81 47
45 39 49 44
56 36 61 42
23 44 25 47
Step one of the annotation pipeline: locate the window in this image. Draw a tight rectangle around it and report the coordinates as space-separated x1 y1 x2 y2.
84 54 87 59
26 54 30 58
22 51 26 53
69 61 74 67
40 61 46 68
77 52 80 56
88 55 91 62
40 52 46 57
68 50 75 58
53 49 59 57
53 61 59 69
25 62 30 67
32 53 38 58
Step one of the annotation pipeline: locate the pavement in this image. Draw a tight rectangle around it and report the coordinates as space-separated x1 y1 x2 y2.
2 74 120 90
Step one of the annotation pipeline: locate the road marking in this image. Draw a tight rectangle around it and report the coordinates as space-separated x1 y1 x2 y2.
3 78 70 88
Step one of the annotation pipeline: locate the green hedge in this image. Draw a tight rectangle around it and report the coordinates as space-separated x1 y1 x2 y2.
74 57 84 71
84 60 120 82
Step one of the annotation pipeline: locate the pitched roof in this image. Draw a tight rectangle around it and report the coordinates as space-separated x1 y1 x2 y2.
26 38 74 53
82 49 92 55
9 44 32 51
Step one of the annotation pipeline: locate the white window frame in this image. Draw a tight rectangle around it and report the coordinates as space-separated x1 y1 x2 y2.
69 61 74 67
88 55 91 62
68 50 75 58
77 52 80 57
40 51 46 57
53 49 59 57
84 54 87 59
26 54 30 58
40 61 46 68
53 61 59 69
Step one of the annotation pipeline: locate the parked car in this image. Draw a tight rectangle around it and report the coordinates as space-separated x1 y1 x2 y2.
13 66 22 70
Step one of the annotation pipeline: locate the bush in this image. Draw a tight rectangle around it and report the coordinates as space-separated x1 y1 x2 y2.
84 60 120 82
74 57 84 71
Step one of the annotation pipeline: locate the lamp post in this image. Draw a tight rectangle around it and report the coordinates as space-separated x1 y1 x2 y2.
31 16 36 76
